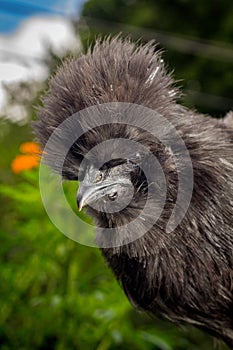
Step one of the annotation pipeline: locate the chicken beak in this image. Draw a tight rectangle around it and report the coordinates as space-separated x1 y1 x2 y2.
77 185 95 211
77 183 109 211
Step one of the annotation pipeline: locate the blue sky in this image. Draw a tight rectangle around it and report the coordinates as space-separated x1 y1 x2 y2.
0 0 83 115
0 0 84 33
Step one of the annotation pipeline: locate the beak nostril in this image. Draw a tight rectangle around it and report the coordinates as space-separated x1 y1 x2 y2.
108 192 118 201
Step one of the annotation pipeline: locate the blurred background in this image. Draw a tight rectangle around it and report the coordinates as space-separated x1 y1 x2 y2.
0 0 232 349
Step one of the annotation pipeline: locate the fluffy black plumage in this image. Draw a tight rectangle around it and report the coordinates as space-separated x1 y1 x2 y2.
35 37 233 347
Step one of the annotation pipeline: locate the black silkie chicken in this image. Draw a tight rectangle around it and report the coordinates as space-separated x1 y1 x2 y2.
35 37 233 347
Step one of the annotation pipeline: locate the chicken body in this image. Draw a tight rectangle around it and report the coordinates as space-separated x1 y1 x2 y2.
35 37 233 347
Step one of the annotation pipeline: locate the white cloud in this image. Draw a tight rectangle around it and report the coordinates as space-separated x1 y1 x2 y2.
0 16 81 119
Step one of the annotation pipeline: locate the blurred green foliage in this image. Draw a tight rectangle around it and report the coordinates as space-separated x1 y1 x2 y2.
0 0 232 349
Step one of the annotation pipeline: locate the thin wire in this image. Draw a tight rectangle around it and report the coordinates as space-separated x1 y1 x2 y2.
0 14 232 63
78 16 233 62
0 14 232 110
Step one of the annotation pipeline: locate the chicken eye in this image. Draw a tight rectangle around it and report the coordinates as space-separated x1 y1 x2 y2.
95 173 103 183
108 192 118 201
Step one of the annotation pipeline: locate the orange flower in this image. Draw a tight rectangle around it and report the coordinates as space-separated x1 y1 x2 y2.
20 142 42 155
11 142 41 174
11 155 39 174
